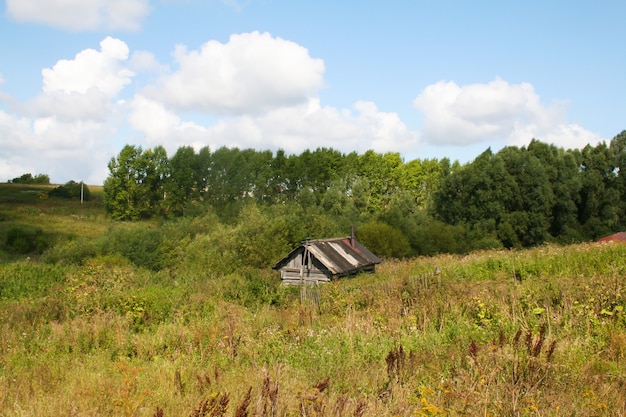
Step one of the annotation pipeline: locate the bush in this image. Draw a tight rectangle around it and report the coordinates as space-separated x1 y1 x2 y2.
412 220 475 255
4 226 51 254
48 181 91 200
42 237 100 265
48 186 71 199
100 224 169 271
218 268 286 308
0 263 66 300
357 221 411 259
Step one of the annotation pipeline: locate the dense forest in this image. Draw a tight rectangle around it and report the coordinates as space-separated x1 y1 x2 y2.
102 131 626 259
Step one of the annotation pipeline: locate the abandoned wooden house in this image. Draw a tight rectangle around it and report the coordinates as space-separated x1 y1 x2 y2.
273 232 382 285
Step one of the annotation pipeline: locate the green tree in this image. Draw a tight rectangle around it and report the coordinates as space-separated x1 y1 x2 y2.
104 145 143 220
577 142 620 238
138 145 169 216
357 220 411 259
33 174 51 184
245 149 274 204
163 146 198 216
205 147 245 209
610 130 626 229
10 173 36 184
498 146 554 247
194 146 212 196
527 140 581 241
15 173 32 183
397 158 448 209
357 150 403 214
433 149 519 247
104 145 168 220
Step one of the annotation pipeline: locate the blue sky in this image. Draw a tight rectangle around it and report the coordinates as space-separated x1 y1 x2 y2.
0 0 624 184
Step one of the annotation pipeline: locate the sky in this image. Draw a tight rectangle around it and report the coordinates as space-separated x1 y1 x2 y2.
0 1 624 185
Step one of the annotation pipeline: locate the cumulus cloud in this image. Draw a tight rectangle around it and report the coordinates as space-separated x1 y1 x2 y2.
129 93 418 156
0 37 135 183
42 37 134 97
6 0 150 31
413 78 602 150
20 91 112 122
0 110 115 184
128 95 209 152
129 50 169 74
145 31 325 115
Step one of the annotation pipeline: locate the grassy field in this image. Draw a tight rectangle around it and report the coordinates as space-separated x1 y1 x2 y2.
1 184 626 416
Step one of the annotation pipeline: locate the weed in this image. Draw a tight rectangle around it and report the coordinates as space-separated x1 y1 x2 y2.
175 368 185 396
386 344 418 386
299 378 330 416
234 386 252 417
190 392 230 417
258 375 279 417
110 361 147 417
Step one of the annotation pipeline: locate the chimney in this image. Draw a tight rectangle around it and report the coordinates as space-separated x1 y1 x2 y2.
350 224 356 248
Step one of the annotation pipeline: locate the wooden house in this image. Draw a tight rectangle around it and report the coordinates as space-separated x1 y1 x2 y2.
273 232 382 285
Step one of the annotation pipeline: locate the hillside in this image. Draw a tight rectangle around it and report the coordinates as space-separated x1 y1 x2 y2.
1 184 626 416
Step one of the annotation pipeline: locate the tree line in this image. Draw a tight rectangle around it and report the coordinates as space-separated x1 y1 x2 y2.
103 145 447 219
9 173 50 184
103 130 626 258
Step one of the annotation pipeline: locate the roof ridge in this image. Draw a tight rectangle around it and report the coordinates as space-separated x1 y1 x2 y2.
305 236 350 243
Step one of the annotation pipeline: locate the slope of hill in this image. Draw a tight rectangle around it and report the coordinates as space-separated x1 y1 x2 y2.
1 183 625 416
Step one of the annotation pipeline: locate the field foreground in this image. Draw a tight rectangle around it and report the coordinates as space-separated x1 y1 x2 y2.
1 240 626 416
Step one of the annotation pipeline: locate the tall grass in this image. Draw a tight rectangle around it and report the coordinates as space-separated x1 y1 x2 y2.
2 241 626 415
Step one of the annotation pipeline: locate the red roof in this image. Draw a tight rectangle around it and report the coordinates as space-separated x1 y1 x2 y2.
597 232 626 243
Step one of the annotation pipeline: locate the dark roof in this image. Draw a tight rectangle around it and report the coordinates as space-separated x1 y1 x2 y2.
273 237 382 276
597 232 626 243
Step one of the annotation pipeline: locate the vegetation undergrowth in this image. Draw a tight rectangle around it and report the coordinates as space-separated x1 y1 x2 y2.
2 183 626 416
2 240 626 416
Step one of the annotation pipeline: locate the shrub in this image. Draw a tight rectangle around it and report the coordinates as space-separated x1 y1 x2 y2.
48 181 91 200
357 221 411 259
100 224 169 271
42 236 100 265
0 263 66 300
48 186 72 199
4 226 50 254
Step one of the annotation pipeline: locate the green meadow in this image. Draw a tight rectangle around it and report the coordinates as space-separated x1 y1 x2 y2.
1 183 625 416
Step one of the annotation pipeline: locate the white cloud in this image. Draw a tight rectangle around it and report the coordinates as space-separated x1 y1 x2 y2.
128 95 209 152
129 50 169 74
42 37 134 97
21 91 112 122
0 37 135 184
0 110 115 184
413 78 602 150
146 31 325 115
203 99 417 154
128 94 418 156
6 0 150 31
